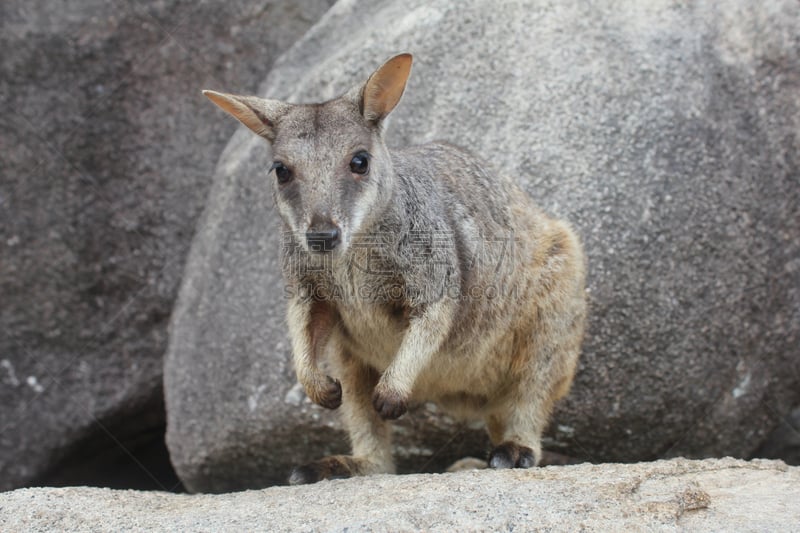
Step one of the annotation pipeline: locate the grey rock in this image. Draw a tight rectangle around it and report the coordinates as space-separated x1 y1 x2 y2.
756 406 800 466
1 459 799 531
0 0 335 490
165 0 800 492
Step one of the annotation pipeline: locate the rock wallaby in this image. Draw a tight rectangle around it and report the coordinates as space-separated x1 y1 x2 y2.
203 53 587 484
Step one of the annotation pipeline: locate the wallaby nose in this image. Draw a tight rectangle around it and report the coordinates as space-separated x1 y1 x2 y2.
306 222 340 252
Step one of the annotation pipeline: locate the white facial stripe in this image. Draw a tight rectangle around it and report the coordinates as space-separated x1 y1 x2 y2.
346 179 378 249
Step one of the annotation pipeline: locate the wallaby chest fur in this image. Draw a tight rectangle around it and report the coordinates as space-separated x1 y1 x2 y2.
288 141 584 414
204 53 586 482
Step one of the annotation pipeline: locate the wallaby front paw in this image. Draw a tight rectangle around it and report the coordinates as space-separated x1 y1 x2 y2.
311 375 342 409
488 442 537 469
372 385 408 420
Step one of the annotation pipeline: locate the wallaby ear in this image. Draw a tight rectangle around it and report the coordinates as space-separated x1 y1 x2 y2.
360 53 413 124
202 90 290 141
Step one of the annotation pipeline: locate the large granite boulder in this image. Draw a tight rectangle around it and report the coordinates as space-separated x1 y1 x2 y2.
0 0 334 491
165 0 800 492
1 459 799 531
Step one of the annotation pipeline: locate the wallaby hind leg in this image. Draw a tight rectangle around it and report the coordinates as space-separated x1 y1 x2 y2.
485 339 580 469
289 353 394 484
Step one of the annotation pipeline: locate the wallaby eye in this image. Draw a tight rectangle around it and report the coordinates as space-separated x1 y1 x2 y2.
349 152 370 175
271 161 292 184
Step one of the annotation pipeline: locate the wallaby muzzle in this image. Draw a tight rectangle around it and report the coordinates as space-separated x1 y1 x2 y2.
306 224 340 252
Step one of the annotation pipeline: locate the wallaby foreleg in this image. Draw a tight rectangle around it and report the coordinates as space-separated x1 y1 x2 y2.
372 299 455 419
287 297 342 409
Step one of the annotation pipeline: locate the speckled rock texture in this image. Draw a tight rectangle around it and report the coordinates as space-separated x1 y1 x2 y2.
0 0 335 490
164 0 800 492
1 459 798 531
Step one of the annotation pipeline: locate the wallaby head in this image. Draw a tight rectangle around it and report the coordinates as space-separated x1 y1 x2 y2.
203 54 413 255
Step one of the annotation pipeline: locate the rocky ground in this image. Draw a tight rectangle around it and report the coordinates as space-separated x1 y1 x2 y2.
1 458 797 531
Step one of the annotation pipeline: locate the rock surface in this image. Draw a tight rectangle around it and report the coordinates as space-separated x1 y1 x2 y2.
0 0 334 490
1 459 798 531
756 406 800 466
165 0 800 492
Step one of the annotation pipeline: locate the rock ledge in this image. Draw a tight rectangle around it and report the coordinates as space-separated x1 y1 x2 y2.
1 458 797 531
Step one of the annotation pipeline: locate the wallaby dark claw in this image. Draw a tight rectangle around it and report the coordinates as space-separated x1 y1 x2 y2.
315 376 342 410
488 442 537 469
372 387 408 420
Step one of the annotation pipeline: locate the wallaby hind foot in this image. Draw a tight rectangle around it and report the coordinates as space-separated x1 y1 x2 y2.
289 455 392 485
488 442 537 469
